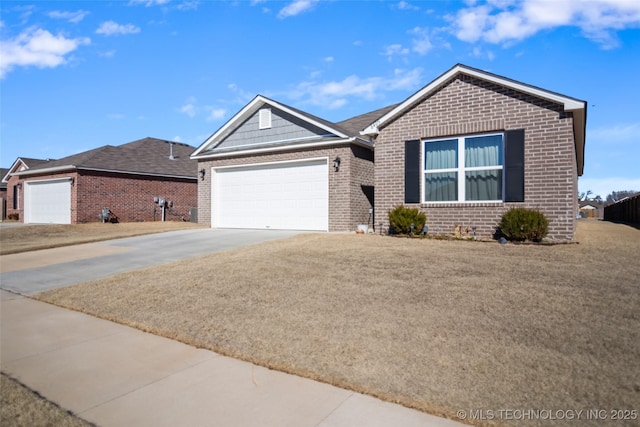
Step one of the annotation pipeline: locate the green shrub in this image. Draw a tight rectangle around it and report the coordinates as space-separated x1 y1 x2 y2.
498 208 549 242
388 205 426 235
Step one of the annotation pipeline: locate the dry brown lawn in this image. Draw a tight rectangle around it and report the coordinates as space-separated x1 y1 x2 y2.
0 222 204 255
35 220 640 426
0 373 93 427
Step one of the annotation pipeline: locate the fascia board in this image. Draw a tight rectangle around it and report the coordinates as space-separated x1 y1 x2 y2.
13 165 76 176
191 95 265 158
265 98 350 139
77 167 196 180
14 165 195 180
2 158 29 182
191 137 361 160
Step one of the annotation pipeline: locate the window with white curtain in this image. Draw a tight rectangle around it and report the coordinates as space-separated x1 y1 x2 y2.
423 133 503 202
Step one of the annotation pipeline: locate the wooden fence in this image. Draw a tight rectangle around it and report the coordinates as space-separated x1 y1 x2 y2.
604 194 640 224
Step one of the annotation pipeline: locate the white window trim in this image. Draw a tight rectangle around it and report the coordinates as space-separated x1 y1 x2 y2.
422 132 505 204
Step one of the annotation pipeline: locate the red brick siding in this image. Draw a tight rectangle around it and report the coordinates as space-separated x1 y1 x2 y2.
6 171 196 223
75 171 196 223
375 75 578 241
5 173 23 220
197 143 374 231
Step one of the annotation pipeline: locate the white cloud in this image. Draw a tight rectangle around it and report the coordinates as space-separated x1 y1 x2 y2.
99 50 116 58
96 21 141 36
471 46 495 60
0 27 90 78
324 56 334 62
206 108 226 121
176 1 199 11
107 113 125 120
278 0 319 18
450 0 640 48
128 0 171 6
48 10 90 23
382 44 409 58
179 97 198 117
588 122 640 144
397 1 419 11
410 27 433 55
287 68 423 109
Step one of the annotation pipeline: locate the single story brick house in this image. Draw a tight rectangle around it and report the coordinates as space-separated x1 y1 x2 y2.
363 64 587 241
192 64 586 240
191 95 382 231
0 167 8 220
3 138 197 224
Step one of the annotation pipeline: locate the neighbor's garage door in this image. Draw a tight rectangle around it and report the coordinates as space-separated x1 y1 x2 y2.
213 159 328 231
25 179 71 224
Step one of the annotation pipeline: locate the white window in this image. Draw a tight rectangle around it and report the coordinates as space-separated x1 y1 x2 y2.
259 108 272 130
423 133 503 202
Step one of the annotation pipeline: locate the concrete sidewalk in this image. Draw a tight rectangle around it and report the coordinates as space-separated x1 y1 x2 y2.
0 290 463 427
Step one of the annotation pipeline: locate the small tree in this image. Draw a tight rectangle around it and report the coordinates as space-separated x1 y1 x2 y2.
388 205 426 235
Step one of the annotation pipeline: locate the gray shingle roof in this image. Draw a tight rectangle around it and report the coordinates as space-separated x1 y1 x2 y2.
26 137 197 178
336 103 400 135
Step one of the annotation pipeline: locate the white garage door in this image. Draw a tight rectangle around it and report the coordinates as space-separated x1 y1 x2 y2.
213 159 328 231
25 179 71 224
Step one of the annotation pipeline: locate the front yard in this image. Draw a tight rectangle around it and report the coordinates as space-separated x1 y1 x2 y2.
34 220 640 426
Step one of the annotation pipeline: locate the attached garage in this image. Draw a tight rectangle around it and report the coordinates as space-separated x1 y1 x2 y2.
24 179 71 224
212 159 328 231
191 95 376 232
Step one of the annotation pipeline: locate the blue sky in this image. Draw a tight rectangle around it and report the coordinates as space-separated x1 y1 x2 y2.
1 0 639 199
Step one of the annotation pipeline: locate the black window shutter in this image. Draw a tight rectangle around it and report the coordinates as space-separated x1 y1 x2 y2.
504 129 525 202
404 140 421 203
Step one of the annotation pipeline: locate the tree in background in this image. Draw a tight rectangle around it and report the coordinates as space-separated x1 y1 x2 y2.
606 190 637 203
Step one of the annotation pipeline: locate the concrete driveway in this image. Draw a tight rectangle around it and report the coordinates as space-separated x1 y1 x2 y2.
0 228 300 294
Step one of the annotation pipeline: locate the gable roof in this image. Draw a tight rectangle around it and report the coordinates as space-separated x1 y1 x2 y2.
361 63 587 175
191 95 372 159
2 157 55 183
11 137 197 179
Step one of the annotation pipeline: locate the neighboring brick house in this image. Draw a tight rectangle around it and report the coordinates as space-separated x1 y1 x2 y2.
191 95 381 231
0 167 8 220
362 64 587 241
3 138 197 224
3 158 54 221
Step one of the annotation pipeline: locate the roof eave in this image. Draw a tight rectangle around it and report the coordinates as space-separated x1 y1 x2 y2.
192 137 369 160
13 165 76 177
13 165 196 180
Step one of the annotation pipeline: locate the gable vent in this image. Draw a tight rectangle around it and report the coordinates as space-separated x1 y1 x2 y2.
259 108 272 130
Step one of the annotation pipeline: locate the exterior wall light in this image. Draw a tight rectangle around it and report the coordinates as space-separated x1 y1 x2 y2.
199 168 206 180
333 157 341 172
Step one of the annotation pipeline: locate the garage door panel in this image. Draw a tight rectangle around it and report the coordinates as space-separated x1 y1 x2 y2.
214 160 328 231
25 180 71 224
